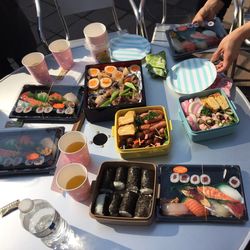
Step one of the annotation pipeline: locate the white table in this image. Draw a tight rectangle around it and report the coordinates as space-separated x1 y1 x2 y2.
0 32 250 250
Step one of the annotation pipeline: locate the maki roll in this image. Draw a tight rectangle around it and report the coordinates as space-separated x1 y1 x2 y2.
113 166 127 191
180 174 190 183
23 106 32 113
200 174 211 185
56 108 65 114
94 193 111 216
119 191 139 217
36 106 44 114
170 173 180 183
43 106 53 114
109 192 122 216
12 157 23 166
140 169 154 195
15 106 24 113
64 107 74 115
190 174 200 185
3 158 13 167
229 176 240 189
25 159 33 166
100 167 116 193
134 195 152 218
34 156 45 166
126 167 141 193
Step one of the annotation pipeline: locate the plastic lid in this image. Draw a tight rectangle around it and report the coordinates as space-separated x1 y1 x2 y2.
18 199 34 213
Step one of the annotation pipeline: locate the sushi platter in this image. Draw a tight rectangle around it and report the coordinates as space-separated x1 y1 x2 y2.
166 18 227 59
0 127 64 176
9 84 84 123
83 60 146 123
90 161 248 225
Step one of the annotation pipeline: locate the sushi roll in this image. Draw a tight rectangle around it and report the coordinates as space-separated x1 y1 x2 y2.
134 195 152 218
109 192 122 216
64 107 74 115
200 174 211 185
25 159 34 166
56 108 65 114
207 21 214 27
23 106 32 113
190 174 200 185
113 166 127 191
100 167 116 193
94 193 111 216
119 191 139 217
170 173 180 183
12 157 23 166
3 158 13 167
180 174 190 183
34 156 45 166
36 106 44 114
140 169 154 195
228 176 241 189
43 106 53 114
15 106 24 113
126 167 141 193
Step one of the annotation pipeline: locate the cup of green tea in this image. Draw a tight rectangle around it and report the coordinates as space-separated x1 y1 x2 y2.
58 131 90 167
56 163 90 202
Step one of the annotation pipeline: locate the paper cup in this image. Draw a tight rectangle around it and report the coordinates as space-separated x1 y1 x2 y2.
56 163 90 202
83 23 108 46
58 131 90 167
49 39 74 70
21 52 52 84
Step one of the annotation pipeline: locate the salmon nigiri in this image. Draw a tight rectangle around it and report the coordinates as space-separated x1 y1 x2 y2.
197 186 238 202
184 198 207 217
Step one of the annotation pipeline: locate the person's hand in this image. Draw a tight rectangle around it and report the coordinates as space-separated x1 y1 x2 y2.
211 29 242 72
192 0 224 25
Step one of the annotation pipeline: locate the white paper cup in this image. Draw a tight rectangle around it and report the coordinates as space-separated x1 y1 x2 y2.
49 39 74 70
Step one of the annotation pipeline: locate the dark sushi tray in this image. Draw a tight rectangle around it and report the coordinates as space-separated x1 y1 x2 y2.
9 84 84 123
90 162 248 225
0 127 64 177
165 18 227 59
83 60 146 123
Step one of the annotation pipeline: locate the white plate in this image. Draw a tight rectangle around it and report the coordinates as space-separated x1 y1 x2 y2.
110 33 151 61
166 58 217 94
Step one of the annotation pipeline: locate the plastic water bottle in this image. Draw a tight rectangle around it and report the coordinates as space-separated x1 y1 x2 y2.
18 198 83 249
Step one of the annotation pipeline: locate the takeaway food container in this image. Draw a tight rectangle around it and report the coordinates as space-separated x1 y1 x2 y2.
90 161 248 225
113 105 172 159
178 88 240 142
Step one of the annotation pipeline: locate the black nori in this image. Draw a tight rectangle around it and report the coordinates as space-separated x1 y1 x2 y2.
140 169 154 194
119 191 139 217
126 167 141 192
134 194 152 217
114 166 127 190
109 192 122 216
100 167 116 193
94 193 111 216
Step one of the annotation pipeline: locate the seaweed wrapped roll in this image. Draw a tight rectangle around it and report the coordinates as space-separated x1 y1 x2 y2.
109 193 122 216
119 191 139 217
140 169 154 194
94 193 111 216
134 195 152 218
100 167 116 193
126 167 141 193
114 166 127 191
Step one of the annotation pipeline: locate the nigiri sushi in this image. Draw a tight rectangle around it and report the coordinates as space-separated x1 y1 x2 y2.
217 184 244 203
209 200 231 218
184 198 207 217
161 202 190 216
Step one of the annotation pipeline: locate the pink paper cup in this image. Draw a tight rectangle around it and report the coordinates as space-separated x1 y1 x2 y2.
21 52 52 84
49 39 74 70
83 23 108 46
58 131 90 167
56 163 90 202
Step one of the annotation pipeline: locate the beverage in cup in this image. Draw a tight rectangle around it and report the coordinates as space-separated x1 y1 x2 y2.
83 22 111 63
56 163 91 202
58 131 90 167
21 52 52 84
48 39 74 70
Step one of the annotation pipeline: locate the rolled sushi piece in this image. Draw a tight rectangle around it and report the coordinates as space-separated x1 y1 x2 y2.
109 192 122 216
228 176 241 189
23 106 32 113
94 193 111 216
56 108 65 114
190 174 200 185
134 194 152 218
126 167 141 193
100 167 116 193
34 156 45 166
200 174 211 185
12 157 23 166
43 106 53 114
140 169 154 195
119 191 139 217
15 106 24 113
170 173 180 183
3 158 13 167
64 107 74 115
113 166 127 191
180 174 190 183
36 106 44 114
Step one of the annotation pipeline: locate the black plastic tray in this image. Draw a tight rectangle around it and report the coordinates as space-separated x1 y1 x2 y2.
0 127 64 177
156 164 248 223
83 60 146 123
9 85 84 123
166 18 227 59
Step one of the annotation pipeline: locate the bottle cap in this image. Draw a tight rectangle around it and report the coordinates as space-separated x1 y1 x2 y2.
18 199 34 213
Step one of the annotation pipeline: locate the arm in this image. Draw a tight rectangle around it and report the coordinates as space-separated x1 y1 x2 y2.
192 0 225 24
211 22 250 72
